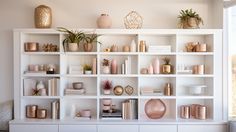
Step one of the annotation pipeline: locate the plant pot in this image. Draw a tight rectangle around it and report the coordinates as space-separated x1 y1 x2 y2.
68 43 78 52
84 70 92 74
83 43 93 52
102 66 110 74
183 18 199 29
162 64 172 74
103 89 111 95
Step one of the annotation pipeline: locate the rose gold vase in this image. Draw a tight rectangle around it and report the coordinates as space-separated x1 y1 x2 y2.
83 43 93 52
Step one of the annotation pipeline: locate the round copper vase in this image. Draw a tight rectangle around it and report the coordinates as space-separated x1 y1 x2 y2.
34 5 52 28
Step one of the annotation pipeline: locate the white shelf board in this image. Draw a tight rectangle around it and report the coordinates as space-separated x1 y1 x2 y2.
177 96 214 99
139 52 177 56
22 74 60 77
23 52 61 55
100 74 138 77
63 95 97 99
140 96 177 99
64 52 98 55
139 74 176 77
99 52 138 56
177 52 214 56
176 74 214 77
63 74 98 77
99 95 139 99
22 96 61 99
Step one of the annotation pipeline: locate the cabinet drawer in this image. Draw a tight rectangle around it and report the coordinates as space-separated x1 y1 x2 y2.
140 125 177 132
10 124 58 132
59 125 97 132
178 125 227 132
98 125 138 132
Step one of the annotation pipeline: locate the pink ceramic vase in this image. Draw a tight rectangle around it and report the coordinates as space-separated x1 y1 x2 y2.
148 64 153 74
152 57 160 74
111 59 118 74
97 14 112 29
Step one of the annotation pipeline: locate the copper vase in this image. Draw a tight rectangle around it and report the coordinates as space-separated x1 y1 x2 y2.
83 43 93 52
34 5 52 28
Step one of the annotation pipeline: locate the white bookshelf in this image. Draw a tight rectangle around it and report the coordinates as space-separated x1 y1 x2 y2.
12 29 226 132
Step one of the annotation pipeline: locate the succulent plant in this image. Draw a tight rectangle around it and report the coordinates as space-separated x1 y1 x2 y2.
178 9 203 26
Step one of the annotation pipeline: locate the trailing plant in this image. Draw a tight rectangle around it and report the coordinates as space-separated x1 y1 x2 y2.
57 27 84 51
178 9 203 26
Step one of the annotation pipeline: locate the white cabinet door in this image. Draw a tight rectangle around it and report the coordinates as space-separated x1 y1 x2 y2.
10 124 58 132
140 125 177 132
98 125 138 132
178 125 227 132
59 125 97 132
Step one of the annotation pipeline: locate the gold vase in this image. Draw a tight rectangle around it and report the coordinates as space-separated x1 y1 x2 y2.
34 5 52 28
162 64 172 74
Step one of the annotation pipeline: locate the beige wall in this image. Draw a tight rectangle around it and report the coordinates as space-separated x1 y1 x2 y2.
0 0 223 103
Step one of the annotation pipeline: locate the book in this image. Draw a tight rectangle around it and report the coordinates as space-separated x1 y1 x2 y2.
92 58 97 74
48 78 59 96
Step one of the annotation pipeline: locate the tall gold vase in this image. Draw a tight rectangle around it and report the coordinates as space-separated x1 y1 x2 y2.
34 5 52 28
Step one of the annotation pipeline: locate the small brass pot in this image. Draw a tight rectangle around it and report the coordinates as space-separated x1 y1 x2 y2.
24 42 39 52
162 65 172 74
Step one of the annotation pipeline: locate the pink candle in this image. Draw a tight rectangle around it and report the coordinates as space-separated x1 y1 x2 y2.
152 57 160 74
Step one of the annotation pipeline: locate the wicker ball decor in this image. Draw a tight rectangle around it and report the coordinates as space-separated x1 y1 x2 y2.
124 11 143 29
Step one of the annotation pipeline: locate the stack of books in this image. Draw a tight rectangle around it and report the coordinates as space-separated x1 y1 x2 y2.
148 45 171 53
64 88 85 95
141 88 163 96
101 110 122 120
122 99 138 120
48 78 60 96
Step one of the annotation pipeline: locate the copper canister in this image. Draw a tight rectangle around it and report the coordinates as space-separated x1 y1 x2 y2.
24 42 39 52
190 104 200 117
139 40 146 52
195 105 207 120
180 105 190 119
37 109 47 119
26 105 38 118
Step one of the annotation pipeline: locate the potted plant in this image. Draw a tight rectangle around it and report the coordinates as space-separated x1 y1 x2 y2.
83 64 92 74
102 80 112 95
57 27 84 52
102 59 110 74
178 9 203 29
162 57 172 74
82 33 101 52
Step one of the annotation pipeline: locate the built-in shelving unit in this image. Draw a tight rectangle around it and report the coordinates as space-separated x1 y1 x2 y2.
11 29 226 132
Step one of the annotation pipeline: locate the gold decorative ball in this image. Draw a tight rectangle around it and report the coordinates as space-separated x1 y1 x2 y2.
113 85 124 96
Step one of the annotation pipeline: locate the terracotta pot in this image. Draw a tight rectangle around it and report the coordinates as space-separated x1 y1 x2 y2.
34 5 52 28
97 14 112 28
183 18 199 29
83 43 93 52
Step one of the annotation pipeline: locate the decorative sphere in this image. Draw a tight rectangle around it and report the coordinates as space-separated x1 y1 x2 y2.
113 85 123 96
144 99 166 119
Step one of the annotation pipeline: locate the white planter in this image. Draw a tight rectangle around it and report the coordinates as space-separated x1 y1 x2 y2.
68 43 78 52
84 70 92 74
103 89 111 95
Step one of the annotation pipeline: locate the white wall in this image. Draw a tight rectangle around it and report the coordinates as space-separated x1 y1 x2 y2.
0 0 223 103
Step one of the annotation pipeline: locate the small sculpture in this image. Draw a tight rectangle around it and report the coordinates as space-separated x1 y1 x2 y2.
124 11 143 29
